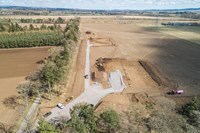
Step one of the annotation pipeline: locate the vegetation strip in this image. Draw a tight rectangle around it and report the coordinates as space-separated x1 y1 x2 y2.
15 18 80 132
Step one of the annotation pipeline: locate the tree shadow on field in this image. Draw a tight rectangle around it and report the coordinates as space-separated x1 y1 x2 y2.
36 60 45 64
143 35 200 95
2 95 22 109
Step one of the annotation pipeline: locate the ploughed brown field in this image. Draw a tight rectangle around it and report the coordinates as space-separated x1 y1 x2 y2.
0 47 49 125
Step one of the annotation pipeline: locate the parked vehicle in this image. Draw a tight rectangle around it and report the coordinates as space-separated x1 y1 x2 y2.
167 89 184 95
84 75 89 79
57 103 64 109
43 112 52 117
66 96 74 102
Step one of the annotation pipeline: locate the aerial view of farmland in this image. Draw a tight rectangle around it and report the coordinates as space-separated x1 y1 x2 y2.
0 0 200 133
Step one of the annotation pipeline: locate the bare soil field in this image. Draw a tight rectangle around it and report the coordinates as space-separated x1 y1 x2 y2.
103 59 159 95
81 18 200 96
0 47 50 78
0 47 49 125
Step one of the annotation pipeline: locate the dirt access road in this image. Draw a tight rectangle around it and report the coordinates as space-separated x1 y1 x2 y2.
46 41 125 121
81 18 200 96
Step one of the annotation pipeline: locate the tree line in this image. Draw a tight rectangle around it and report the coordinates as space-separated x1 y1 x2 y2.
37 104 120 133
41 18 80 91
0 17 66 23
17 18 80 100
15 18 80 132
0 18 70 48
16 17 65 24
0 31 64 48
180 12 200 19
0 22 62 32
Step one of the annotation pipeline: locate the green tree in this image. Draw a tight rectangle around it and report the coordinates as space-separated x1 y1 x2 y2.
0 23 6 32
97 110 120 133
15 23 22 31
37 119 57 133
42 61 62 87
8 22 15 32
29 24 35 30
181 97 199 117
17 82 39 101
56 17 65 24
23 25 28 31
40 24 47 30
65 30 78 42
67 104 97 133
188 110 200 128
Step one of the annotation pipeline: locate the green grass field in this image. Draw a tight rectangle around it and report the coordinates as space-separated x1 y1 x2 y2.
157 26 200 45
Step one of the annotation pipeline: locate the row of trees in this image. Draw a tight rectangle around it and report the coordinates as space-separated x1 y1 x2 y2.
37 104 120 133
0 31 64 48
15 18 81 132
16 18 80 100
180 12 200 19
0 17 66 24
20 17 66 24
41 18 80 91
0 22 62 32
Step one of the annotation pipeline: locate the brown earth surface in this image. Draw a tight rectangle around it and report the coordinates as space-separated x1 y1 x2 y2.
1 16 200 125
79 17 200 111
0 47 50 78
81 18 200 96
0 47 49 125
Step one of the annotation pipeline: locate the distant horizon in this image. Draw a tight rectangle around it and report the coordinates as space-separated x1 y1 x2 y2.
0 0 200 10
1 5 200 11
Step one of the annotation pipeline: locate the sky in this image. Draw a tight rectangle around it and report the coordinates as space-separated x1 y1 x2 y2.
0 0 200 10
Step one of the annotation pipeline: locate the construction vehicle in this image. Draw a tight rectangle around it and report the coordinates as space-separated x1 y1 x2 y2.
167 89 184 95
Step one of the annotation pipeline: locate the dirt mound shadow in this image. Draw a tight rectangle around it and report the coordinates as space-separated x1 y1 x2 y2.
139 60 175 88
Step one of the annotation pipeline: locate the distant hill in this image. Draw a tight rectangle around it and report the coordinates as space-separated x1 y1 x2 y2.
0 5 200 12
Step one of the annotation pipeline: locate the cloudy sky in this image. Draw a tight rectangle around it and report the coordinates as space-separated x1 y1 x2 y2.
0 0 200 10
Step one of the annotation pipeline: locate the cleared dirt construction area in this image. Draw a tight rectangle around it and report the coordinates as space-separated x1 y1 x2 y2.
92 57 162 96
84 30 161 111
90 37 115 47
78 17 200 113
103 59 159 94
0 47 49 125
82 18 200 96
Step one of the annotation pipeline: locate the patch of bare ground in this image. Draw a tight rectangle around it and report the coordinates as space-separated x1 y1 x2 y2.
82 18 200 97
90 37 115 47
0 47 49 125
95 94 132 112
0 47 50 78
92 58 160 95
84 29 164 113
